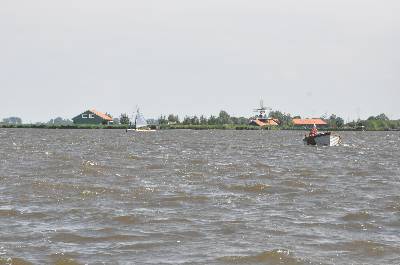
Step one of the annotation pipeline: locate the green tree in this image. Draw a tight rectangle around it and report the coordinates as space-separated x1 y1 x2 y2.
231 117 239 125
113 118 120 125
208 115 218 125
336 117 344 128
2 117 22 124
120 113 130 125
191 116 200 125
47 117 73 125
167 114 179 124
182 116 191 125
199 115 208 125
368 113 389 121
328 114 344 128
237 117 249 125
218 110 231 124
375 113 389 121
269 111 292 126
158 115 168 125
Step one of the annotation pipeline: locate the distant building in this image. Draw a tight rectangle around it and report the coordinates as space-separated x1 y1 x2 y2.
249 100 279 127
250 118 279 127
72 109 113 125
292 118 327 128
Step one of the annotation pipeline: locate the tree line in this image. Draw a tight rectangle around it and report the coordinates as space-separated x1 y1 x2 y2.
153 111 399 130
157 111 249 126
118 111 249 126
151 110 347 128
1 112 399 131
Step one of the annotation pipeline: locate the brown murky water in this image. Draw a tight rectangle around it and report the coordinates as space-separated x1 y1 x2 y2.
0 129 399 265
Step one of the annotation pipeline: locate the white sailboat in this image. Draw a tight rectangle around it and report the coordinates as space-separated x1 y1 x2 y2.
126 109 155 132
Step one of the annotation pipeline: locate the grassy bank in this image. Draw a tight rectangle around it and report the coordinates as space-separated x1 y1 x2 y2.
0 123 267 130
159 124 264 130
0 124 130 129
361 119 400 131
0 123 399 131
159 124 399 131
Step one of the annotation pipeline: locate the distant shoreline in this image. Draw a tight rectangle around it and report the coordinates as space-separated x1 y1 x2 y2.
0 124 398 131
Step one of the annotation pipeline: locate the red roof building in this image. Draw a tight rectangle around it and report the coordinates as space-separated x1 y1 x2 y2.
89 109 113 121
250 118 279 127
72 109 113 125
292 118 327 127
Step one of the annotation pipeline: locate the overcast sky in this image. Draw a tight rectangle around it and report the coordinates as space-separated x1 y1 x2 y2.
0 0 399 122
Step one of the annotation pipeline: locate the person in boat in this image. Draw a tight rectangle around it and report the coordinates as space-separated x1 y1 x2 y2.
309 124 318 137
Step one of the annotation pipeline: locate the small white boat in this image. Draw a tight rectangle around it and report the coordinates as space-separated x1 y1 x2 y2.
126 109 155 132
303 132 342 146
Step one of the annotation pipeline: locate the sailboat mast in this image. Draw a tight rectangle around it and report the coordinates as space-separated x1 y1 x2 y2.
134 108 140 128
134 114 137 128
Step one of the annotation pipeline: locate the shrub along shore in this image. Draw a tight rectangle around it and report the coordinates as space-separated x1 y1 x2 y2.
0 124 129 129
0 123 399 131
1 110 399 131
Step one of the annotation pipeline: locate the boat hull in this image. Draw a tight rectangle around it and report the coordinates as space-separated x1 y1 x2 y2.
303 133 341 146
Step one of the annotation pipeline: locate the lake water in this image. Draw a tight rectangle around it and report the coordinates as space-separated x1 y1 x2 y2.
0 129 399 265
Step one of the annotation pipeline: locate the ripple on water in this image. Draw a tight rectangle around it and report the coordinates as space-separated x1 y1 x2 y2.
222 183 271 193
50 232 142 244
49 253 82 265
0 257 33 265
321 240 398 257
280 180 309 188
0 207 48 221
145 217 193 225
217 249 306 265
384 195 400 212
0 209 20 217
112 215 142 225
340 211 380 231
342 211 372 222
1 129 399 264
117 241 165 250
160 193 210 204
79 160 113 176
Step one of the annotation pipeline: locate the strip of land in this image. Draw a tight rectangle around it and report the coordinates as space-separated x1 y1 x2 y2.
1 123 399 131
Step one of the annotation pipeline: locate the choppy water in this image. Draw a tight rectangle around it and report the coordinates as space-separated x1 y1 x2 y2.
0 129 399 265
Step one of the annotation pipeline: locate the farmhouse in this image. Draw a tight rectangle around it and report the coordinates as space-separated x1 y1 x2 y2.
72 109 113 125
250 118 279 127
292 118 327 128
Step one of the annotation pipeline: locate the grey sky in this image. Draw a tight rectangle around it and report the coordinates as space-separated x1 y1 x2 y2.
1 0 399 122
